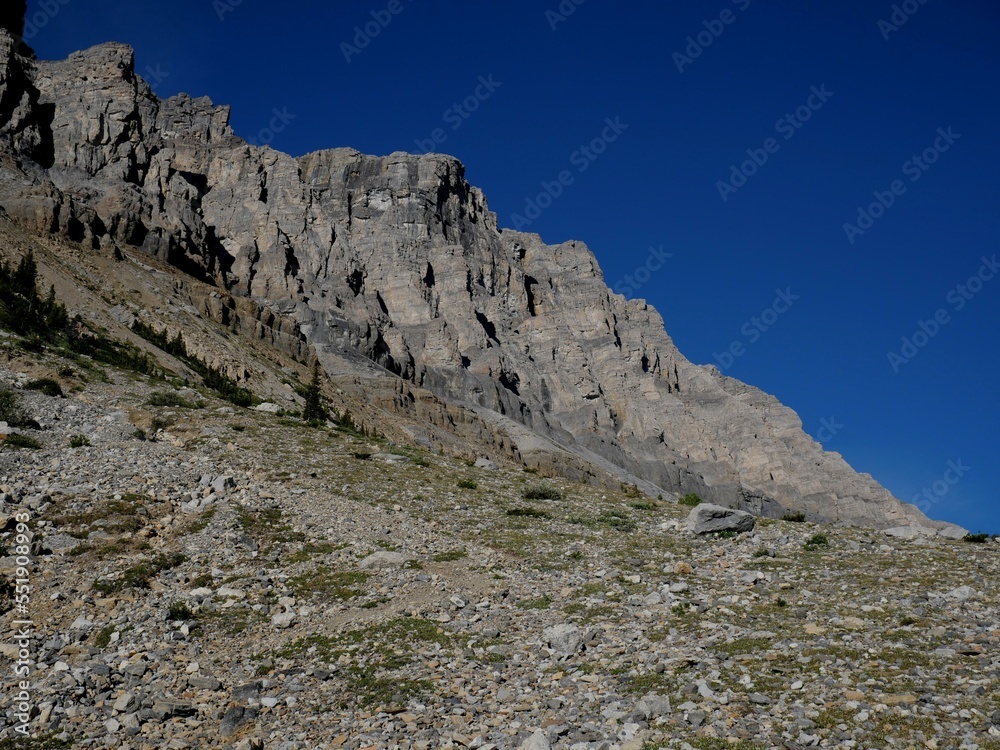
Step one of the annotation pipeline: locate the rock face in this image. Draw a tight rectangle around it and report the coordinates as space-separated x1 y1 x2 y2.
0 12 946 529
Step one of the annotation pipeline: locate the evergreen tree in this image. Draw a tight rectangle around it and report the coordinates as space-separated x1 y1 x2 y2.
302 361 326 426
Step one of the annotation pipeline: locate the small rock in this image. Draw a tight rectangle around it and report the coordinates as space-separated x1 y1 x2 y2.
634 692 671 720
519 730 550 750
543 624 583 656
271 612 296 629
359 550 415 569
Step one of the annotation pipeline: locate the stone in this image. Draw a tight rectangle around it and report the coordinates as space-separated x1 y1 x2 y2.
633 692 671 720
685 504 756 535
211 475 235 495
40 533 81 554
151 698 195 719
189 675 222 690
944 586 975 602
359 550 415 569
474 458 498 470
271 611 296 629
884 526 935 540
519 730 550 750
220 706 248 737
113 693 139 713
542 624 583 656
937 525 969 540
254 403 281 414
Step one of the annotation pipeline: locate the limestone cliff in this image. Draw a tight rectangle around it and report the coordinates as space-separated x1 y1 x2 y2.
0 19 949 529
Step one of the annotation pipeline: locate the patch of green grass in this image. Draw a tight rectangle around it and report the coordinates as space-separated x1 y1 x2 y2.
457 479 478 490
25 378 63 397
237 506 305 548
507 507 551 519
93 552 187 594
0 735 75 750
274 618 450 706
288 541 343 563
593 511 637 533
287 568 369 602
678 493 702 507
201 609 265 636
710 530 739 539
522 483 564 501
628 501 658 511
518 594 553 610
432 549 467 562
753 547 773 558
92 625 116 649
69 434 90 448
180 505 217 535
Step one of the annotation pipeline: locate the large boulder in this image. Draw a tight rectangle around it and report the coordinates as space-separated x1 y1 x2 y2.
685 503 756 535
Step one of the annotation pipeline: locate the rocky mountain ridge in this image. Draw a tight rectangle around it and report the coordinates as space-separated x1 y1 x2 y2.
0 10 958 532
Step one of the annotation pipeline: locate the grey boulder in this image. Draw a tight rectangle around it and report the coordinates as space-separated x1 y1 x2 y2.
685 503 756 535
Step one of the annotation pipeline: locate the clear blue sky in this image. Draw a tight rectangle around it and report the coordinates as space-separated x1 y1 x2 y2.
26 0 999 532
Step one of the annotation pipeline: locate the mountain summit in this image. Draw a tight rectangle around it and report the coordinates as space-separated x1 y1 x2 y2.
0 12 957 533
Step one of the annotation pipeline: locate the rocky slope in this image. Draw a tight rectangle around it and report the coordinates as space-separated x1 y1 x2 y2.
0 9 955 532
0 357 997 749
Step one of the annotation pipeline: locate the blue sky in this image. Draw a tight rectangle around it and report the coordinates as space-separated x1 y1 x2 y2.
26 0 999 532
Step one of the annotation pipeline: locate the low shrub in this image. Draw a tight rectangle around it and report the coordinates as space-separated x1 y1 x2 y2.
678 493 702 507
781 511 806 522
3 433 41 450
522 483 563 501
804 533 829 550
25 378 63 398
963 532 990 544
69 435 90 448
0 387 31 427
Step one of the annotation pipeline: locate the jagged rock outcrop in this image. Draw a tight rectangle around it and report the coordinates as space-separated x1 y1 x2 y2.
0 13 952 529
